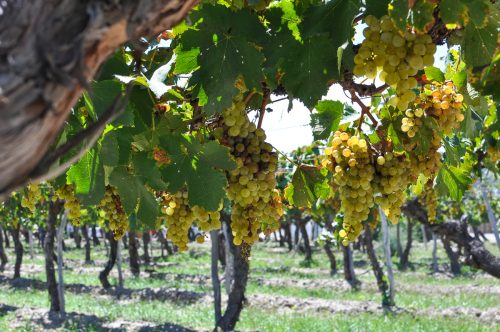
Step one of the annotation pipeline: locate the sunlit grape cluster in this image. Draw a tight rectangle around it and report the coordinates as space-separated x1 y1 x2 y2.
354 15 436 111
98 186 129 240
420 185 437 223
373 152 412 224
21 183 41 213
324 131 375 245
55 184 81 226
401 108 424 138
218 95 283 245
159 190 221 251
416 82 465 134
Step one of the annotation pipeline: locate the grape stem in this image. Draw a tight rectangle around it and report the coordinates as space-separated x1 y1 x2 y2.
348 89 378 132
270 143 298 167
258 86 270 129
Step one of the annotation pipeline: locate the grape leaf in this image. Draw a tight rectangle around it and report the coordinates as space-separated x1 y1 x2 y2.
174 47 200 74
424 67 445 83
100 133 119 167
67 148 105 205
440 0 490 28
159 135 234 211
310 100 344 140
177 5 266 114
136 186 159 228
462 19 498 67
436 164 472 200
89 80 134 126
301 0 360 46
132 152 169 191
109 166 139 215
364 0 389 17
389 0 436 32
280 36 338 108
285 165 329 208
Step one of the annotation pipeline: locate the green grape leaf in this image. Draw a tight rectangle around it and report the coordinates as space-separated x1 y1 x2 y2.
100 133 119 167
186 162 227 210
413 117 435 155
440 0 489 28
109 166 139 215
310 100 344 140
136 186 159 228
177 5 266 114
436 164 471 200
462 19 498 67
452 70 467 89
67 148 105 205
424 66 445 83
364 0 389 17
89 80 134 126
132 152 169 191
174 47 200 74
442 137 462 166
159 135 233 211
280 36 338 108
301 0 360 46
285 165 329 208
389 0 436 32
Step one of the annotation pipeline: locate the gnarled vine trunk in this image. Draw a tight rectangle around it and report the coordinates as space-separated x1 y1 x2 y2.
142 231 151 265
91 225 100 246
364 224 393 307
298 218 312 263
128 232 140 277
441 235 461 275
402 198 500 278
218 216 249 331
0 0 197 200
342 244 360 289
99 231 118 289
10 225 23 279
0 226 8 271
45 200 63 312
82 225 92 264
399 221 413 270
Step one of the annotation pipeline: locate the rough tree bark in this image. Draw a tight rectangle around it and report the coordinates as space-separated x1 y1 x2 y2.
73 226 82 249
210 229 222 328
298 218 312 262
396 223 403 259
142 231 151 265
44 200 63 312
82 225 92 264
218 216 249 331
441 235 461 275
128 232 140 277
3 228 10 248
323 216 337 276
0 226 8 271
342 244 360 289
91 225 100 246
284 222 293 251
399 221 413 270
432 233 439 273
364 224 393 307
10 224 23 279
0 0 198 200
99 231 118 289
402 198 500 278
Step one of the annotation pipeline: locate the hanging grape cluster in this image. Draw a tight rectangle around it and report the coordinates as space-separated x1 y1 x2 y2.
159 190 221 251
98 186 129 240
217 95 283 245
324 131 375 245
20 183 41 213
373 152 412 224
416 81 465 134
55 184 82 226
420 184 437 223
354 15 436 111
